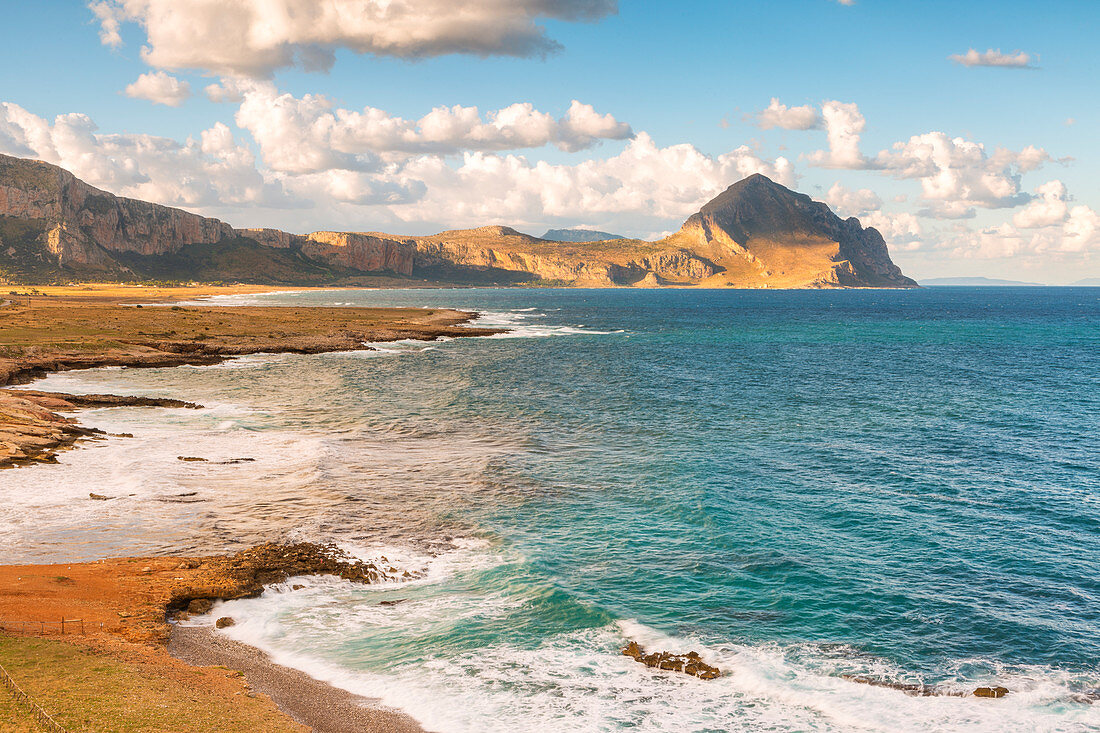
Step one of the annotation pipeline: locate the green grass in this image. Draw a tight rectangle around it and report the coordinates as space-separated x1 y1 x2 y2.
0 635 302 732
0 689 40 733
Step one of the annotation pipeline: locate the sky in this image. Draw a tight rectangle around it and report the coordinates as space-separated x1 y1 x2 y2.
1 0 1098 283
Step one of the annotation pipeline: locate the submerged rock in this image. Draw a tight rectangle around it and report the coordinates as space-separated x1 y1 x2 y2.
177 456 207 462
974 686 1010 699
621 641 721 680
89 492 110 500
215 616 235 629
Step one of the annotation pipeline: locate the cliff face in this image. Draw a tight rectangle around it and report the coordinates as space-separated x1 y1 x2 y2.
0 155 232 269
0 153 916 288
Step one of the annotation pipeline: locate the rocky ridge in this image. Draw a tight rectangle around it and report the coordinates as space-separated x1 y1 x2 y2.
0 153 915 288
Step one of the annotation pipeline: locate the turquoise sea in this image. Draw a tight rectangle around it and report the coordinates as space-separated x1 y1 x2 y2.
4 287 1099 731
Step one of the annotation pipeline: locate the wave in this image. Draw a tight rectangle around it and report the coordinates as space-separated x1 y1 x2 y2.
179 540 1100 733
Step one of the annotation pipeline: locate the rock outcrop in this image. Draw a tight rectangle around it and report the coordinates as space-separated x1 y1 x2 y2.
0 389 200 467
1 153 916 288
621 641 722 680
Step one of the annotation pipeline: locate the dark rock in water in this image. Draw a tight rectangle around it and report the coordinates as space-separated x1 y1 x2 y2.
187 598 213 615
621 641 721 680
109 433 134 438
291 584 305 591
378 599 406 606
218 458 256 464
842 674 948 697
974 686 1010 698
178 456 207 462
215 616 236 629
89 492 110 501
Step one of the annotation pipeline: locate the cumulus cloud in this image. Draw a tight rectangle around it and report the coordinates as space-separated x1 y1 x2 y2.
0 96 798 237
757 98 821 130
1013 180 1069 229
0 102 289 208
863 211 923 248
801 100 1051 219
824 182 881 217
876 133 1045 216
274 133 796 231
89 0 618 76
232 83 633 173
124 71 192 107
949 48 1035 69
806 101 867 169
204 79 246 104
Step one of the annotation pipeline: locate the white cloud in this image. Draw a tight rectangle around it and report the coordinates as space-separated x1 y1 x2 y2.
1013 180 1069 229
949 48 1035 69
0 97 797 237
204 79 246 104
863 211 923 248
757 98 821 130
123 71 192 107
90 0 618 77
824 182 881 217
806 101 867 169
285 133 796 231
0 102 288 208
88 1 123 47
877 132 1043 216
801 100 1050 219
1061 206 1100 252
232 83 633 173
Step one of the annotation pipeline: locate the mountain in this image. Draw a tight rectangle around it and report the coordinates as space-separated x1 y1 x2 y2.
542 228 626 243
920 276 1045 286
1071 277 1100 286
0 154 915 288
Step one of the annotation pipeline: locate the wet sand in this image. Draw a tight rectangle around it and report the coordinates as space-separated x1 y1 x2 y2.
170 626 427 733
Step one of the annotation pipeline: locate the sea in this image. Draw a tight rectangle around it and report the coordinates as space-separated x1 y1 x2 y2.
3 286 1099 732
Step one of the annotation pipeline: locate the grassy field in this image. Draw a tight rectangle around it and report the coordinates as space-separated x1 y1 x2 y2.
0 634 305 732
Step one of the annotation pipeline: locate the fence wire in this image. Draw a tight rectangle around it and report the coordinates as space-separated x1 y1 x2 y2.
0 659 69 732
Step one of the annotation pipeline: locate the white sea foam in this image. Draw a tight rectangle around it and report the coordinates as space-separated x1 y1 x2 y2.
181 541 1100 733
468 310 625 339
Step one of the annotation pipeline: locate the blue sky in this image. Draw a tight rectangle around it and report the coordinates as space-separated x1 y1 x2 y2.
1 0 1098 282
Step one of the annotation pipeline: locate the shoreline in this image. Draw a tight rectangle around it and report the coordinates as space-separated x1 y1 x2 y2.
0 284 502 467
169 626 425 733
0 544 435 731
0 284 500 729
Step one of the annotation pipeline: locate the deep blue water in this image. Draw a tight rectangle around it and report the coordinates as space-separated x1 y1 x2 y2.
8 286 1100 731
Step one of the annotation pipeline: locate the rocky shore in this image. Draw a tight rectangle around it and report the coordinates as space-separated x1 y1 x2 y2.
0 285 501 468
0 543 429 731
0 285 503 729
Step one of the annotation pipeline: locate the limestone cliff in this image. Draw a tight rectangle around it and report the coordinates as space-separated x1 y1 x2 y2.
0 154 232 271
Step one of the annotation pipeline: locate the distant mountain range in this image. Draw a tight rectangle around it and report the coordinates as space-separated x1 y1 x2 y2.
541 228 626 243
0 153 915 288
1072 277 1100 286
921 276 1046 287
